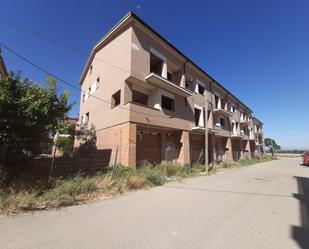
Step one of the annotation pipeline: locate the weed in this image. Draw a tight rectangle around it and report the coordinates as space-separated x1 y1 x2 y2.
0 156 276 214
127 175 147 190
112 165 134 178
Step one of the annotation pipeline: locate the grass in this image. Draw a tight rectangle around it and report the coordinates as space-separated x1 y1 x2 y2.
0 156 274 214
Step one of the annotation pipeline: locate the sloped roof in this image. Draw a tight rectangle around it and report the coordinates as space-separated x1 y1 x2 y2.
0 49 8 78
79 11 253 112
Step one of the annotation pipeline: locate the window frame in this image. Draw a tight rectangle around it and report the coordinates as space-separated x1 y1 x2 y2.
219 116 225 127
132 89 149 106
111 90 121 109
161 95 175 111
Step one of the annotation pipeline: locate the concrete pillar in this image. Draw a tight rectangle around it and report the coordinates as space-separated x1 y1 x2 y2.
218 98 221 109
161 132 167 162
226 137 233 162
246 140 251 159
162 61 167 79
178 131 190 165
180 74 186 88
123 82 132 105
240 139 244 160
120 122 137 168
212 135 217 166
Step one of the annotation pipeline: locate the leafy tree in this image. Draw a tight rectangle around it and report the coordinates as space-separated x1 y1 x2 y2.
55 136 74 152
75 124 97 145
264 138 281 150
0 73 74 143
75 124 97 155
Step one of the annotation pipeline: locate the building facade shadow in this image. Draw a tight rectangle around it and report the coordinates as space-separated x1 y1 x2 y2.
292 176 309 248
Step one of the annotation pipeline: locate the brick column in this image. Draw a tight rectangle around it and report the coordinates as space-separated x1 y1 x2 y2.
160 132 167 162
246 140 251 159
240 140 244 160
178 131 190 166
211 135 217 166
121 122 137 168
226 137 233 162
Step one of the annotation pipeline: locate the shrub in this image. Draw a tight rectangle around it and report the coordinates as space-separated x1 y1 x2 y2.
222 162 230 168
113 165 134 178
127 175 147 190
191 164 205 174
0 190 37 213
165 165 180 177
55 136 74 152
44 176 97 200
145 172 165 186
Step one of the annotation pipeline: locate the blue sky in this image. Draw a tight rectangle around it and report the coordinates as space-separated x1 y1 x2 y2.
0 0 308 149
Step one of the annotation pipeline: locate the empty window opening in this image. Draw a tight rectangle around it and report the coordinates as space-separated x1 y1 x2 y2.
215 95 220 108
96 77 100 89
161 95 174 111
111 90 121 108
89 65 93 75
82 93 85 103
150 53 164 76
220 117 225 127
231 105 236 112
132 90 148 106
203 110 210 127
195 108 201 126
186 80 195 91
167 72 173 82
198 84 205 95
83 112 89 125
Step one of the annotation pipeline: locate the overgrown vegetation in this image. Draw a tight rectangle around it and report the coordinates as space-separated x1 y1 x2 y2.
0 156 274 214
0 73 74 144
55 136 74 152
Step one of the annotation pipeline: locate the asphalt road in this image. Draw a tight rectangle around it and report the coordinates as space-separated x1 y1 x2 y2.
1 158 309 249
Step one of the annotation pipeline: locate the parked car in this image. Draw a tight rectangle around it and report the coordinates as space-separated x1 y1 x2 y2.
303 151 309 166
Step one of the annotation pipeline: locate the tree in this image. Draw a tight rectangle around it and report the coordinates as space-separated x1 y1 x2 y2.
55 136 74 153
0 73 74 144
264 138 281 150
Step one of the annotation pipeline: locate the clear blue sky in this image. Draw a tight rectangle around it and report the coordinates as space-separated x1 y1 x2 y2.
0 0 308 149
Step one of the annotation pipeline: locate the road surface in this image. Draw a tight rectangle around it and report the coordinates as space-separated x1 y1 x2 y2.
1 158 309 249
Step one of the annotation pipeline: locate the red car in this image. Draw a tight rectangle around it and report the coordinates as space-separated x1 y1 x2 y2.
303 151 309 166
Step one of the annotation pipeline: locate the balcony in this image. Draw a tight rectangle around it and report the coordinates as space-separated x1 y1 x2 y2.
213 125 230 137
192 126 218 134
213 107 233 117
231 133 242 139
241 132 250 140
249 134 255 141
240 119 249 124
145 73 192 97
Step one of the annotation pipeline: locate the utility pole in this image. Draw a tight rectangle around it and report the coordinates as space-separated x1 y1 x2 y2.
256 133 262 161
270 136 275 157
205 94 209 174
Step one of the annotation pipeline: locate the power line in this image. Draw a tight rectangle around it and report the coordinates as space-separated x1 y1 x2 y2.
0 18 135 76
0 42 175 129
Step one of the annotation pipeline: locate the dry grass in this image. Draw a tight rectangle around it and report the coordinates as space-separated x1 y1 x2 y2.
0 156 275 214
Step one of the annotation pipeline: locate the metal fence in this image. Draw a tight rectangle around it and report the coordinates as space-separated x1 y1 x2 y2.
0 142 112 182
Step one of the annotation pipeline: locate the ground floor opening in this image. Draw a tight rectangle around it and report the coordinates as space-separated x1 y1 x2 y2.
95 122 261 168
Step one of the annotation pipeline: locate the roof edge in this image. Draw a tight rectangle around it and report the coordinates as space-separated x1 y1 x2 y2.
79 11 253 113
0 49 8 77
